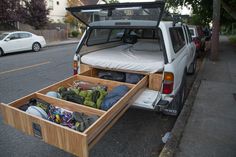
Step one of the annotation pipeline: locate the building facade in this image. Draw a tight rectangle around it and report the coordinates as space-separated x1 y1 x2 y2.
46 0 68 23
46 0 98 23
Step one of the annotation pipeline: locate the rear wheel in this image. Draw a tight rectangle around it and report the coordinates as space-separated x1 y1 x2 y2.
176 75 187 115
32 42 41 52
188 56 197 75
0 48 4 57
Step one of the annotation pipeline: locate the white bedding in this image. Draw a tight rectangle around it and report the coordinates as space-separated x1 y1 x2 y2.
81 42 164 73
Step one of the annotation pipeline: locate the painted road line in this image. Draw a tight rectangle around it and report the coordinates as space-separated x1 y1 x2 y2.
0 61 50 75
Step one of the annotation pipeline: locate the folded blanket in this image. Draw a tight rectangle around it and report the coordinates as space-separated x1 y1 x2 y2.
101 85 129 111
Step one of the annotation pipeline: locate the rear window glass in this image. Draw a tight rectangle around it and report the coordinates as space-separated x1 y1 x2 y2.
169 27 186 53
20 33 31 38
87 28 124 46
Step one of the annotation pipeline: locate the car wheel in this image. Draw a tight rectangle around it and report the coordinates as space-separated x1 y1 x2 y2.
176 75 187 115
188 56 197 75
0 48 4 57
32 42 41 52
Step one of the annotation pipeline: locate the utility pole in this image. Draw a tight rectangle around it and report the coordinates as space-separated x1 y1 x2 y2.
211 0 221 61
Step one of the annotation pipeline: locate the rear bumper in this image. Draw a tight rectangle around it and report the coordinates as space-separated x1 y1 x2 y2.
155 96 179 116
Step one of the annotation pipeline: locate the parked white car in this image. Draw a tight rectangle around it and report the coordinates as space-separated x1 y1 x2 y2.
0 31 46 56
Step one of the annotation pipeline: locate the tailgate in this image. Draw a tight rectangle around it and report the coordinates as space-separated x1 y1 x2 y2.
0 73 147 157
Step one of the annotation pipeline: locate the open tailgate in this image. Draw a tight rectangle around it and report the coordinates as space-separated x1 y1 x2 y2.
66 1 165 27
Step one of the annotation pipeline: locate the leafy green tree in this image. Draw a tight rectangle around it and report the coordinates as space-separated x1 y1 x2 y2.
0 0 21 22
22 0 49 29
166 0 236 25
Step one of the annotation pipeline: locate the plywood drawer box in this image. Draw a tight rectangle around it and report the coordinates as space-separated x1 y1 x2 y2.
0 75 147 157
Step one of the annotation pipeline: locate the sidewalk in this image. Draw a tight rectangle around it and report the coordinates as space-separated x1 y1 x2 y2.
46 38 79 47
175 36 236 157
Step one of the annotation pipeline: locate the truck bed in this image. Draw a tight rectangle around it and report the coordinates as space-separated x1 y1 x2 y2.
81 41 164 73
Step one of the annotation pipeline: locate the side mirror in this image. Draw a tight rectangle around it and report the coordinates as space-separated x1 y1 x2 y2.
5 38 10 42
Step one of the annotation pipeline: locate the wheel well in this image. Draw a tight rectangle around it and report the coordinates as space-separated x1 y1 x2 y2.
33 42 41 48
0 47 4 53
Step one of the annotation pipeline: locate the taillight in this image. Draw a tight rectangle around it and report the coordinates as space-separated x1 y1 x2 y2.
163 72 174 94
193 38 201 49
73 60 78 75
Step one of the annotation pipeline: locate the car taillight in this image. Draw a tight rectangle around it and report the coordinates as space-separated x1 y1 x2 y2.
193 38 201 49
163 72 174 94
73 60 78 75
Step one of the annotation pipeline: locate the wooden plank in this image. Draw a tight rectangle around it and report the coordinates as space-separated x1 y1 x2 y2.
5 93 36 108
76 75 135 91
0 102 89 157
80 64 92 74
85 76 148 143
37 75 77 94
149 73 163 91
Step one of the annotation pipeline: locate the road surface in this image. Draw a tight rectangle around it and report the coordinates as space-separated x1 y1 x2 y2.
0 45 198 157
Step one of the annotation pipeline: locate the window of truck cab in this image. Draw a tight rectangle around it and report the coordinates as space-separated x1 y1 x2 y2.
169 27 186 53
86 28 163 46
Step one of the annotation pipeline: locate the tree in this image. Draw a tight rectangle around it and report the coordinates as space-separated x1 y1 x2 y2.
166 0 236 25
221 0 236 20
64 0 83 28
0 0 21 22
211 0 221 61
23 0 49 29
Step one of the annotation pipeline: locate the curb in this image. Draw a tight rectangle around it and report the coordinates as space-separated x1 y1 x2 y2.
159 56 207 157
46 41 78 48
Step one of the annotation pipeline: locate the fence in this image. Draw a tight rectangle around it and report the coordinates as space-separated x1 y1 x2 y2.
18 23 68 42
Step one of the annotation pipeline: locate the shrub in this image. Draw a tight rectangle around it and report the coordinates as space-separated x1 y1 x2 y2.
71 30 79 38
229 35 236 44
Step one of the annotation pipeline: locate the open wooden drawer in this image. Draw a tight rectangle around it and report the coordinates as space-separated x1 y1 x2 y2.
0 74 147 157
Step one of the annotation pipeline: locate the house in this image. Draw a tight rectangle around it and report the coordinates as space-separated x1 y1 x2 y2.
46 0 98 23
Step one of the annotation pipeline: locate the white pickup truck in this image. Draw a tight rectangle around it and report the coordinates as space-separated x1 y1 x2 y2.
0 2 197 157
69 1 196 116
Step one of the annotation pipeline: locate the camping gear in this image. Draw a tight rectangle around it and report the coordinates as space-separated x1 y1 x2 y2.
125 73 144 84
98 70 126 82
26 106 48 119
101 85 129 111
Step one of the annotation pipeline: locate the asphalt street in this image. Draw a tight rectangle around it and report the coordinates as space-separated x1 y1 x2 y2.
0 45 198 157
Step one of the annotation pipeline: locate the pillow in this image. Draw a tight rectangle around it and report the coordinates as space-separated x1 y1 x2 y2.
132 40 160 52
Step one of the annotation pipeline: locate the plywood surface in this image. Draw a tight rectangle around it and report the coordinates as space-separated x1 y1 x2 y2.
85 76 148 143
0 101 89 157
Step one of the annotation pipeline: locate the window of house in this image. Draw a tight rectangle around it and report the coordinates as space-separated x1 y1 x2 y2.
48 0 53 10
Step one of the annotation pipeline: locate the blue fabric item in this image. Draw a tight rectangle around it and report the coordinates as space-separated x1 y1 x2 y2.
125 73 143 84
101 85 129 111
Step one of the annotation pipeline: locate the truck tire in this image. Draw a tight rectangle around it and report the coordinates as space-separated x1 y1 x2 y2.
188 56 196 75
0 48 4 57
